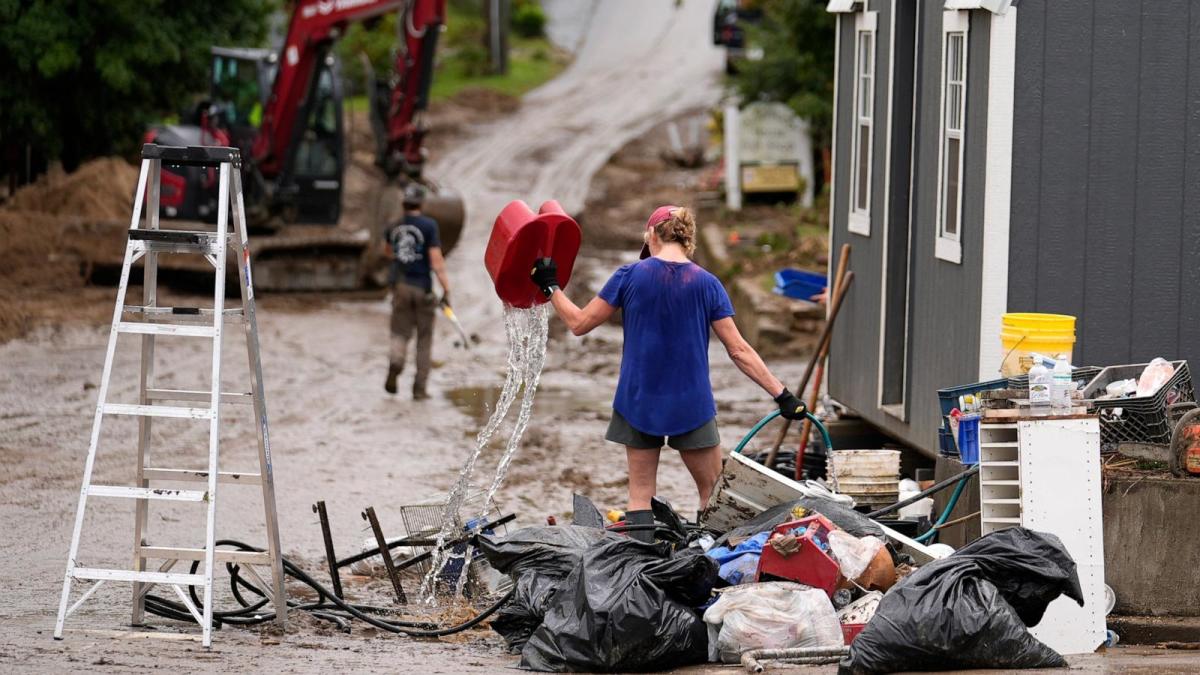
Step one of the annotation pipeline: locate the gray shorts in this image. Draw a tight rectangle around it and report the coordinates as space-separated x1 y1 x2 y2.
605 409 720 451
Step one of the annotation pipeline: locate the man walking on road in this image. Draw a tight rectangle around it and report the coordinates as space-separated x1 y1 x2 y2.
383 184 451 400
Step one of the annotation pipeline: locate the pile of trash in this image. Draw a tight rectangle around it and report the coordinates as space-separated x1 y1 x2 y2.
476 494 1084 673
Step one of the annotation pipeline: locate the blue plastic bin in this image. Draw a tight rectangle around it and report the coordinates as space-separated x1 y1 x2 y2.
773 268 827 301
957 414 980 466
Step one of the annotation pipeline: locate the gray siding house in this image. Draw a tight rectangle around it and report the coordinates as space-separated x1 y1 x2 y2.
825 0 1200 455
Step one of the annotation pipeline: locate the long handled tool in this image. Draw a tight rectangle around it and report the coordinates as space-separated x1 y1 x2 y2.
441 300 472 349
794 244 851 478
764 268 855 469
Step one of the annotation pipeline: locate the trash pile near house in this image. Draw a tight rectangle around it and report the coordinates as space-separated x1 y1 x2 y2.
940 356 1199 475
474 483 1085 673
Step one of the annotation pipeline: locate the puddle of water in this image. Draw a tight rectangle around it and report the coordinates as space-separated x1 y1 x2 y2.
445 384 606 425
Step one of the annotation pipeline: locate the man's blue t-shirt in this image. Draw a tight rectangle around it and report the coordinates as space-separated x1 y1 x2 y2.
386 214 441 291
599 258 735 437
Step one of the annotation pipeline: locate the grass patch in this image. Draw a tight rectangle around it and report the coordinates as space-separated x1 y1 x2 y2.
430 36 567 101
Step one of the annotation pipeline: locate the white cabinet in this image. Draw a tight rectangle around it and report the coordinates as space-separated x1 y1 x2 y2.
978 418 1106 655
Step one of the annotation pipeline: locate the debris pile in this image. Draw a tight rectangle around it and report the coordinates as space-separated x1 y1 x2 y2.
474 489 1084 673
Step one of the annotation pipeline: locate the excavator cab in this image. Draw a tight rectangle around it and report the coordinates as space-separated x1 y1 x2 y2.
150 46 346 227
210 46 346 226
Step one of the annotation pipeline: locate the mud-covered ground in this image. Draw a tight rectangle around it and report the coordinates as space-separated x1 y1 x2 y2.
2 1 1198 673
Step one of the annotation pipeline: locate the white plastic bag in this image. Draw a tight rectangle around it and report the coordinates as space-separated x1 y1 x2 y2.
828 530 885 580
1136 357 1175 397
702 581 843 663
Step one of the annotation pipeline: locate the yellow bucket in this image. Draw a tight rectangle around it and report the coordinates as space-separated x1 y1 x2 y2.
1000 313 1076 376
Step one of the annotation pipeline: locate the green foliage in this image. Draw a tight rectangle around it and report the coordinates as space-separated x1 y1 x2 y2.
0 0 274 168
511 0 546 39
338 13 399 96
730 0 836 150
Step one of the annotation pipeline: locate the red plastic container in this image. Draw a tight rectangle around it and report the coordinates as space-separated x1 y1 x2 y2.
841 623 866 645
484 199 582 308
755 515 841 597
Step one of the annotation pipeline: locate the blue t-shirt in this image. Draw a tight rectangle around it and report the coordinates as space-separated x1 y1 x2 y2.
599 258 735 437
386 214 441 291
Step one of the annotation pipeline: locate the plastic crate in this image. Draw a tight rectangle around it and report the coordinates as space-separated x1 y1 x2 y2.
957 414 980 465
938 426 958 457
1082 361 1194 446
938 378 1009 419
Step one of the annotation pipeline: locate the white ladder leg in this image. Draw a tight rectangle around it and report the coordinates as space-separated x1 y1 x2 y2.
56 159 152 639
230 170 287 627
199 162 231 648
131 157 161 626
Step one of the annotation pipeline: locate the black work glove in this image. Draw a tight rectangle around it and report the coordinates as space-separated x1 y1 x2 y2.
439 291 451 308
774 388 807 420
530 257 560 298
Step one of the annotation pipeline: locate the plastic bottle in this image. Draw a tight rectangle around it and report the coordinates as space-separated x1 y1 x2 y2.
1051 357 1073 410
1028 361 1051 414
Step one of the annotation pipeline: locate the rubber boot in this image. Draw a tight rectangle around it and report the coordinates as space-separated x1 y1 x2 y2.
384 365 401 394
412 383 429 401
625 509 656 543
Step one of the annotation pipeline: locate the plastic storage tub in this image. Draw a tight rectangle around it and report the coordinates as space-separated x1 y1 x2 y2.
773 268 827 301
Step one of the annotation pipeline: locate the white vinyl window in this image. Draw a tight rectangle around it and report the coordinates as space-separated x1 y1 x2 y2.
936 11 969 263
848 11 877 236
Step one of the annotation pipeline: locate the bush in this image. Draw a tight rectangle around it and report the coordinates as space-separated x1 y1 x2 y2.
511 1 546 38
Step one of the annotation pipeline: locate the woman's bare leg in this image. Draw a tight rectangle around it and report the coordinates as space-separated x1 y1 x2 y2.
625 446 661 511
678 445 723 509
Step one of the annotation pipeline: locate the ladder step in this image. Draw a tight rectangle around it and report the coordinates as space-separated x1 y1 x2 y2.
72 567 206 586
88 485 207 502
118 322 217 338
102 403 215 419
128 229 228 255
145 388 253 405
143 468 261 485
124 306 244 324
139 546 270 565
143 143 240 167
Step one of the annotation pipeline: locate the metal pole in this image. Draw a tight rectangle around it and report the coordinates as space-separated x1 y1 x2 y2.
313 501 343 599
363 507 407 604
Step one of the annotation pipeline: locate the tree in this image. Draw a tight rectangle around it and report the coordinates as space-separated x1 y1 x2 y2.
730 0 836 154
0 0 274 170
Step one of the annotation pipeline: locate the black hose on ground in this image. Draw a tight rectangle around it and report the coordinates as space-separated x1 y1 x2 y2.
865 464 981 520
142 539 513 637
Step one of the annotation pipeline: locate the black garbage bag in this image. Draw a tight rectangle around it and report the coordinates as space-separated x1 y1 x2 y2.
839 528 1085 674
477 525 625 652
520 538 719 672
715 496 885 546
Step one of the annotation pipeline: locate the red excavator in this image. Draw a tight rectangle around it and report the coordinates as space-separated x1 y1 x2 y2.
146 0 465 290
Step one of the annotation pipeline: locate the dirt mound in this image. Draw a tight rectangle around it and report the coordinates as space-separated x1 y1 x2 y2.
2 157 139 220
0 157 136 342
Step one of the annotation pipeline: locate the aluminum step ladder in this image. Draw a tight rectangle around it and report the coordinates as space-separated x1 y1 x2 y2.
54 144 286 647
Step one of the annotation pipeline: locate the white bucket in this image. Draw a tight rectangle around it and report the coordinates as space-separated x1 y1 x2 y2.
827 450 900 500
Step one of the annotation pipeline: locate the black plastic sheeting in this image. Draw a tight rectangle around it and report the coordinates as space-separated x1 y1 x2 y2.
478 526 718 672
839 528 1085 674
716 496 886 546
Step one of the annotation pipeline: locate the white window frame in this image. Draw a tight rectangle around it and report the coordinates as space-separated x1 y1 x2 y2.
935 10 969 263
848 10 877 236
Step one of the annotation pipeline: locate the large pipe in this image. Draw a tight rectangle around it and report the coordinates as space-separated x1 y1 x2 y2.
740 646 850 673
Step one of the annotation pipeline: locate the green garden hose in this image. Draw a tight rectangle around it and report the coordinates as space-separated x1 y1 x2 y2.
733 409 833 457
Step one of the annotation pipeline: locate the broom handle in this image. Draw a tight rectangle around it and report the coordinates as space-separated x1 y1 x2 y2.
763 261 854 469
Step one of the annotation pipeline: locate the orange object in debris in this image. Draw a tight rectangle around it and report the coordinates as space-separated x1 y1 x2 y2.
484 199 582 309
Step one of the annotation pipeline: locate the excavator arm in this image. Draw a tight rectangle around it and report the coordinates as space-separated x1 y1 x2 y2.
253 0 447 180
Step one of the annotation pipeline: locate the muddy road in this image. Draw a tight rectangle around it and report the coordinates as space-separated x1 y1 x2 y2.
0 1 788 671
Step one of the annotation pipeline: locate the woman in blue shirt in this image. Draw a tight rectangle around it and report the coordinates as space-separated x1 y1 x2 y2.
531 206 806 539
